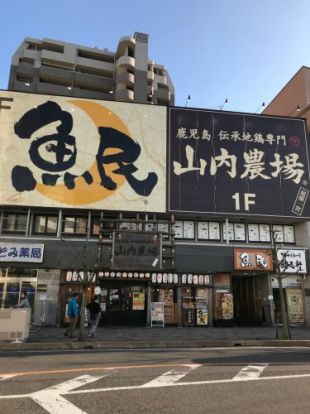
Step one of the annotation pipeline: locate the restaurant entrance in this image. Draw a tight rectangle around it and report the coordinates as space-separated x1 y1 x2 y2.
99 281 147 326
232 274 267 326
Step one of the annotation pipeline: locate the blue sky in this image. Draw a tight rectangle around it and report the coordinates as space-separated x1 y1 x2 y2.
1 0 309 113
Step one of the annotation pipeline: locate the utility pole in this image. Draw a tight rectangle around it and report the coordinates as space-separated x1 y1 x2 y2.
271 231 291 340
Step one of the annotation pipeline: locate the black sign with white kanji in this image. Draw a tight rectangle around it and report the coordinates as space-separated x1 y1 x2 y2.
169 107 310 218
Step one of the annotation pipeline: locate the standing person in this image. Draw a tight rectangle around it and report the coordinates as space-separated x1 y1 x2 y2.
65 292 79 338
87 295 101 338
13 291 30 308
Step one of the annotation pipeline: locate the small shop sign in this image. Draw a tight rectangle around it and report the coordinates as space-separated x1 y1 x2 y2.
234 248 273 271
0 242 44 263
277 249 307 273
65 271 96 282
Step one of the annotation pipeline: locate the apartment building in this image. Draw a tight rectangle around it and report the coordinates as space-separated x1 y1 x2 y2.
8 32 175 105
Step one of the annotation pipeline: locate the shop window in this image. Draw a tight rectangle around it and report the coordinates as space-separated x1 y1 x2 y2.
63 216 87 235
33 214 58 234
2 213 27 233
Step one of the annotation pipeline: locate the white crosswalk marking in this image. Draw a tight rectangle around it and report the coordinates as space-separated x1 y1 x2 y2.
0 374 17 381
232 364 269 381
141 364 201 388
32 373 113 414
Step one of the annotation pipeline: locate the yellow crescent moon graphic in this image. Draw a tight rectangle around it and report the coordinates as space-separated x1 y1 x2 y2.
36 100 129 205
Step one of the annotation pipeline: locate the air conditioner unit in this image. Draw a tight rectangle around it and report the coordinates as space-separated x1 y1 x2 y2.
0 309 31 341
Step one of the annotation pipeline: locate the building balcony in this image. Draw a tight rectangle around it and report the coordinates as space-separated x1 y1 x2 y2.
76 57 114 73
115 88 134 102
116 36 135 58
115 71 134 86
156 88 171 102
147 70 154 81
116 55 135 70
41 50 75 69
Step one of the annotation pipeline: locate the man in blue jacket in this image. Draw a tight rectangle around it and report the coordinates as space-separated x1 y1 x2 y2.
65 292 79 338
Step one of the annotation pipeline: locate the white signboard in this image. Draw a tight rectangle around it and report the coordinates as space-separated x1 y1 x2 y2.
0 242 44 263
277 249 307 273
151 302 165 327
0 91 167 212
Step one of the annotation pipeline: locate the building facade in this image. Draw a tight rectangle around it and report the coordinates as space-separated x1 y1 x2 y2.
8 32 175 106
0 90 309 330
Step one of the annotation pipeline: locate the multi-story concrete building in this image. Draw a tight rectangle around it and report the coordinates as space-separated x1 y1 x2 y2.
0 44 309 333
8 32 175 105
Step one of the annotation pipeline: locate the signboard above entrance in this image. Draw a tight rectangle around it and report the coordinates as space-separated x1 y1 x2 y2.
112 231 161 270
234 248 273 271
169 107 310 218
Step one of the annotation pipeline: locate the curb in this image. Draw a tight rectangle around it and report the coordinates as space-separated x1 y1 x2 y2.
1 339 310 352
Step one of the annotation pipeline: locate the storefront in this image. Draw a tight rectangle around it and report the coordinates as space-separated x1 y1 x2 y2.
61 270 212 327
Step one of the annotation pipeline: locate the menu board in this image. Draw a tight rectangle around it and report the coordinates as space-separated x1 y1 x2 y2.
273 225 284 242
222 223 234 241
132 292 145 310
145 223 156 231
234 223 246 241
220 293 234 320
198 222 209 240
286 288 304 324
284 225 295 243
209 222 220 240
158 222 169 241
259 224 271 242
172 221 183 238
151 302 165 327
183 221 195 239
248 224 259 242
196 308 208 326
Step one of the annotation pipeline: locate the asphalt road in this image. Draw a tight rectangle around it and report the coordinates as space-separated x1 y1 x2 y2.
1 347 310 413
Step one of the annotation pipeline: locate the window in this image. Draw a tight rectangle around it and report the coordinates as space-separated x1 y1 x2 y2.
2 213 27 233
63 216 87 234
33 215 58 234
91 217 101 236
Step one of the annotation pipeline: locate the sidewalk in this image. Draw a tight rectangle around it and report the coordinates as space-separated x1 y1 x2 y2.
2 326 310 351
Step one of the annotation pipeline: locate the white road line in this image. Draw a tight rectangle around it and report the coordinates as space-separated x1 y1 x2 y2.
141 364 201 388
32 374 106 414
0 374 17 381
68 372 310 394
232 364 268 381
